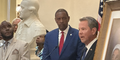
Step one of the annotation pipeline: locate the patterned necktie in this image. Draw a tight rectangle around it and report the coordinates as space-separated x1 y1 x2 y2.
59 31 64 55
4 41 9 51
81 47 87 60
3 41 9 57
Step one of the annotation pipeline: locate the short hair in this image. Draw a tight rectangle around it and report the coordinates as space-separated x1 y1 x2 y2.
55 9 69 17
79 16 98 35
0 21 13 31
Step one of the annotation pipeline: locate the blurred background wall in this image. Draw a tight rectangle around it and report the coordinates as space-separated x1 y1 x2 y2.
1 0 100 31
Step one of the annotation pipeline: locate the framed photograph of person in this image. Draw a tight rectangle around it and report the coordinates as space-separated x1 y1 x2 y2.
94 1 120 60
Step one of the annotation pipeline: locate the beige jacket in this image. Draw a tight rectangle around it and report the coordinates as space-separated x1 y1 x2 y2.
0 38 30 60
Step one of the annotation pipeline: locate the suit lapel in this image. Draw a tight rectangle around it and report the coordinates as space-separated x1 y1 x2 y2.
80 47 87 60
60 26 73 56
55 29 59 57
50 29 59 58
85 40 97 60
5 38 16 60
85 48 93 60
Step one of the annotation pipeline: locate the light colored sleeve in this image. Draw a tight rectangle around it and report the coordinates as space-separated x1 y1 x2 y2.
20 42 30 60
29 25 46 44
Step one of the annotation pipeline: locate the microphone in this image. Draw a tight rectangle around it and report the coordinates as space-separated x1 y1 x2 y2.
42 46 58 60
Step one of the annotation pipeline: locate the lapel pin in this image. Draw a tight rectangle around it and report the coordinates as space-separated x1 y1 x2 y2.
70 34 72 36
90 49 92 51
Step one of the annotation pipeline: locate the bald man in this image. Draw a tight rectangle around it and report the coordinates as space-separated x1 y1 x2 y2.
12 18 21 32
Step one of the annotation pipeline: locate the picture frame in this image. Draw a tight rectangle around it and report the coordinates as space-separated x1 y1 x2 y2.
94 1 120 60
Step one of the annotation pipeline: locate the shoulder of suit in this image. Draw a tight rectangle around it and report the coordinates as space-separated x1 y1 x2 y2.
15 39 27 44
46 28 58 35
71 27 79 31
69 27 79 34
12 38 28 48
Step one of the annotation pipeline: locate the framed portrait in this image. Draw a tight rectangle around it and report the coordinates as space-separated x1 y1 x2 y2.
94 1 120 60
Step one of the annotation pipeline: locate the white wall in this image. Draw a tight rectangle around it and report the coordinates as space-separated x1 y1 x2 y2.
16 0 22 5
38 0 100 31
17 0 100 31
0 0 7 23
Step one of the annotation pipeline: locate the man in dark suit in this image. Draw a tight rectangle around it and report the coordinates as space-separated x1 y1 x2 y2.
79 16 98 60
43 9 85 60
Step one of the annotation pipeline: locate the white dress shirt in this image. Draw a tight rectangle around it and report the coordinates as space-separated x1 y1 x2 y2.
3 38 13 48
58 25 69 45
85 37 97 55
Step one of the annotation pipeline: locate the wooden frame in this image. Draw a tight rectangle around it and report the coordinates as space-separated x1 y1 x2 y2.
94 1 120 60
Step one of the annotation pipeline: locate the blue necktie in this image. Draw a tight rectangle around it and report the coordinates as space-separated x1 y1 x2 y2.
81 47 87 60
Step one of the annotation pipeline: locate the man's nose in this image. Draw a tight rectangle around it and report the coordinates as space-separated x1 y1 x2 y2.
79 30 82 34
15 26 18 28
6 27 10 31
60 19 63 22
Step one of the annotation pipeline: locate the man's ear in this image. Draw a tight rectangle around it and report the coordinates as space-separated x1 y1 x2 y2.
28 6 36 13
68 16 70 22
92 27 97 35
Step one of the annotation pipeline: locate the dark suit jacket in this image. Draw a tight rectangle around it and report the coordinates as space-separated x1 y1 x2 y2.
43 26 85 60
80 40 97 60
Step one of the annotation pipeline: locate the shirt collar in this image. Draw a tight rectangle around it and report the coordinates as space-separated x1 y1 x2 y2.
59 25 69 34
4 38 14 44
23 19 34 27
86 37 97 51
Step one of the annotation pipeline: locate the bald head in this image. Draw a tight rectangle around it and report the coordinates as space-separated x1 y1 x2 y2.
20 0 40 20
12 18 21 24
12 18 21 32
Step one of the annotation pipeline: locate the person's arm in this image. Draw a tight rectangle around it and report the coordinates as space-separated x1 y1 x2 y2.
20 42 30 60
